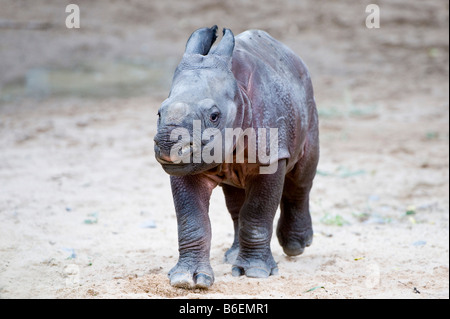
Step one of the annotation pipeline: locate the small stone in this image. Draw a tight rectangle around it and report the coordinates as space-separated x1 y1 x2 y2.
140 220 157 228
412 240 426 246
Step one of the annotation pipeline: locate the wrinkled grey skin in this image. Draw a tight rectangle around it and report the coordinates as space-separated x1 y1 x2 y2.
154 26 319 289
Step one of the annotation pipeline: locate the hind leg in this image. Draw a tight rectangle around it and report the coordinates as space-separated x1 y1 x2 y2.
277 174 313 256
222 184 246 264
277 143 319 256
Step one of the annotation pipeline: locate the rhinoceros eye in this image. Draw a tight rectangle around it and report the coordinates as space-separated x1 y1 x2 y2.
209 112 220 123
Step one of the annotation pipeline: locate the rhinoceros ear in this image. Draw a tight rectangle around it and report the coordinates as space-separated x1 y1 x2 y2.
184 25 218 55
212 28 235 58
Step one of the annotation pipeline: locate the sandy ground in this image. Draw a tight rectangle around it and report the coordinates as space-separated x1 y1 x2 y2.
0 0 448 299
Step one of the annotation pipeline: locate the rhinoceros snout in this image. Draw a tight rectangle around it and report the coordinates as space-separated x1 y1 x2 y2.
154 135 192 164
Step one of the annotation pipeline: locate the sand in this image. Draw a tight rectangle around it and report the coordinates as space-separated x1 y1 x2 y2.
0 0 448 299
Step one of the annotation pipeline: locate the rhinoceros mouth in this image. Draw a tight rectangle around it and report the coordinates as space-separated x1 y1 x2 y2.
160 163 195 176
156 156 181 165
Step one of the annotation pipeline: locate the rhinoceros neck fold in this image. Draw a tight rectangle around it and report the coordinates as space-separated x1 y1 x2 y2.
234 83 252 131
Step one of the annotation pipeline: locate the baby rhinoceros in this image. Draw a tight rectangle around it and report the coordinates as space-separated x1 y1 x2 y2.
154 25 319 289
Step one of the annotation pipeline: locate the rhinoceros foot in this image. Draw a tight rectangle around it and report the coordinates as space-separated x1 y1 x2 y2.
168 260 214 289
231 249 278 278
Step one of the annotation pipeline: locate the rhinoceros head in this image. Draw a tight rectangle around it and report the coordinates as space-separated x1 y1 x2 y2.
154 26 239 176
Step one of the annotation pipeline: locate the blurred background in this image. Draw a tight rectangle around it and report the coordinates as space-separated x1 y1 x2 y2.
0 0 448 103
0 0 448 298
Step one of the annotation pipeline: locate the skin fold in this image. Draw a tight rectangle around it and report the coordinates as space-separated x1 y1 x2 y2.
154 26 319 289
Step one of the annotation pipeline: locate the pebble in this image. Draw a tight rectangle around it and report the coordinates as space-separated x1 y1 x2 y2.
61 247 77 259
412 240 427 247
140 220 157 229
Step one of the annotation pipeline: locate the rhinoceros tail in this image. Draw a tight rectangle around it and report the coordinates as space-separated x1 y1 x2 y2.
184 25 218 56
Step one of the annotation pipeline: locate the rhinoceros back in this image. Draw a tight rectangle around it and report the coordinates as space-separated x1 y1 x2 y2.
231 30 316 171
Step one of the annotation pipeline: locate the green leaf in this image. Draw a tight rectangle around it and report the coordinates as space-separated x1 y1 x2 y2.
305 286 325 293
84 212 98 224
405 205 416 215
321 213 349 226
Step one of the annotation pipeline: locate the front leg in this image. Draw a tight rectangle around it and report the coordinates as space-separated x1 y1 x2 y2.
233 159 286 278
168 174 217 289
